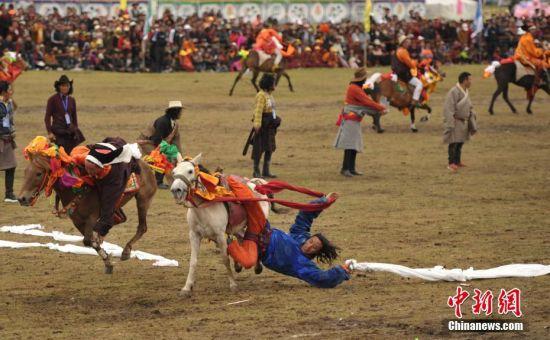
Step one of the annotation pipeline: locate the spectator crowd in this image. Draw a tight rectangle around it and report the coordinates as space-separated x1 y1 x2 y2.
0 2 548 73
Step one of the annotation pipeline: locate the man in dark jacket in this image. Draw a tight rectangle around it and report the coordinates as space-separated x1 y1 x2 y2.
139 100 183 189
84 137 141 241
44 75 85 153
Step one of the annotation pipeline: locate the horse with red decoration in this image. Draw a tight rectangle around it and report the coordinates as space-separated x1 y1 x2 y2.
18 136 158 274
170 154 346 297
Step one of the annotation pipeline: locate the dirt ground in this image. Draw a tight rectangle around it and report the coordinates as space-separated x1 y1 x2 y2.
0 66 549 339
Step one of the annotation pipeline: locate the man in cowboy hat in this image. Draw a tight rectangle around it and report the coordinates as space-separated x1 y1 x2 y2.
334 68 386 177
392 35 423 106
139 100 183 189
44 75 85 153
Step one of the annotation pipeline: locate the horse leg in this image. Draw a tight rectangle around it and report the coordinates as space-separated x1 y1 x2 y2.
410 106 418 132
419 104 432 122
488 86 503 115
526 93 534 114
180 229 201 297
121 195 151 261
281 71 294 92
274 71 282 86
502 85 517 114
229 66 247 96
81 217 114 274
251 70 260 92
215 233 238 292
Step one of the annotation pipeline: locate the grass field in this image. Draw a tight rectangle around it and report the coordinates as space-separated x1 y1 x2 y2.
0 66 549 339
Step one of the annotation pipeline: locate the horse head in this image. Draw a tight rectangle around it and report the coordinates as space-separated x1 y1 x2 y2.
18 154 51 206
170 153 201 205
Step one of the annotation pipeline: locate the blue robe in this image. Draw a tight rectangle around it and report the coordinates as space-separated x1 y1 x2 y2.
261 198 350 288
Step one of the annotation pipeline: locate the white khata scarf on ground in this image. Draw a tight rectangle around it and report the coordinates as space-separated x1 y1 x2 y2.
345 260 550 282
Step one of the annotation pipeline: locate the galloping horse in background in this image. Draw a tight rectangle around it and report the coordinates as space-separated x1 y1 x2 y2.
170 154 271 297
487 61 550 115
365 66 444 132
18 141 157 274
229 50 294 96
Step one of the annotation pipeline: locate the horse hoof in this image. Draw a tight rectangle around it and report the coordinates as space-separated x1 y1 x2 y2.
254 264 263 275
527 110 533 115
411 128 418 133
512 110 518 114
121 249 131 261
376 129 385 134
489 111 494 115
179 289 192 298
104 265 114 274
234 262 243 273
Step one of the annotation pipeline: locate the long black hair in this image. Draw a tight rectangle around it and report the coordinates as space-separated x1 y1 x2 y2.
312 233 340 264
0 81 9 94
165 107 182 119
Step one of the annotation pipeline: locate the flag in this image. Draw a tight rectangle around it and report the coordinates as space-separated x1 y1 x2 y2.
471 0 483 38
364 0 372 33
119 0 127 11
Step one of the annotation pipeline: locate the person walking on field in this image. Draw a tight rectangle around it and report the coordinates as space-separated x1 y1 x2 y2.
0 81 17 203
249 73 281 178
443 72 477 172
334 68 386 177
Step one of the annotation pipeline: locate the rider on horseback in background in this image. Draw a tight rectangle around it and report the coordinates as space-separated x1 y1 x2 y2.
392 35 424 106
255 22 283 72
514 24 550 84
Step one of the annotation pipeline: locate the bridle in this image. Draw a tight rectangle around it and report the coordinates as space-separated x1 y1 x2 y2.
28 161 51 207
172 160 202 208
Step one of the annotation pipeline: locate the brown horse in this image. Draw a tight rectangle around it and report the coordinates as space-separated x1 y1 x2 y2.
18 154 157 274
366 71 442 132
229 50 294 96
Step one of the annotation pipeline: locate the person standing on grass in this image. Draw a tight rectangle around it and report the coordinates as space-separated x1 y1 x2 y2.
45 75 85 153
443 72 477 172
334 67 386 177
250 73 281 179
0 81 17 203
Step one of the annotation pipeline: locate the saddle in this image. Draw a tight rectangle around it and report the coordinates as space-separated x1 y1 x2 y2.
515 60 536 81
256 50 273 67
216 174 263 233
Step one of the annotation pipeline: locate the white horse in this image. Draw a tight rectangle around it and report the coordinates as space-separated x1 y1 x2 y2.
170 154 270 297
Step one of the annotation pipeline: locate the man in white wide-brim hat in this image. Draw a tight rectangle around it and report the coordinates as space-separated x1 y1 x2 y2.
392 35 424 108
138 100 184 189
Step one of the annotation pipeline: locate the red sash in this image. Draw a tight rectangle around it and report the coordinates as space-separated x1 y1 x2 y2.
336 111 363 126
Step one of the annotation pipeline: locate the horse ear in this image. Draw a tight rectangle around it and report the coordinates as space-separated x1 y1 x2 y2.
191 153 202 165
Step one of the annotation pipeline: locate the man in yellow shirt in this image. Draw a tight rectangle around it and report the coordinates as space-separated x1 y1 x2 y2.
514 25 548 70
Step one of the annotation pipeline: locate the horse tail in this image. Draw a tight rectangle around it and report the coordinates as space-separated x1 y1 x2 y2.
484 61 501 79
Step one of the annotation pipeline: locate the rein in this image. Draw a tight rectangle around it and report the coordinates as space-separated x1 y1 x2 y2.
29 169 50 206
173 160 201 208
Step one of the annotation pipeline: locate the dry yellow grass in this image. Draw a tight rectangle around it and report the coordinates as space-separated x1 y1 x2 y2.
1 66 549 339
